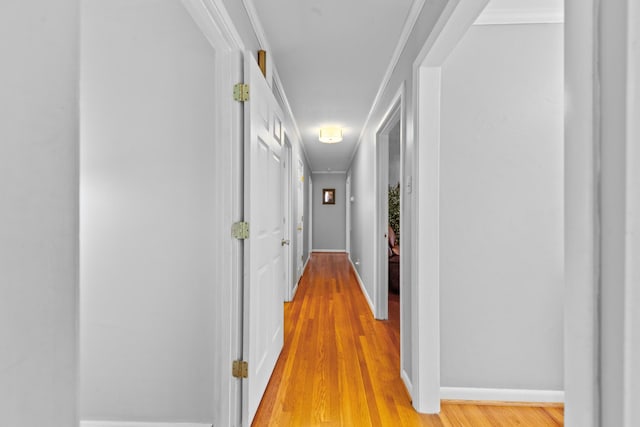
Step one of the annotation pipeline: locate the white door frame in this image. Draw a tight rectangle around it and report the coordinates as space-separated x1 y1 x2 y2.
282 134 293 302
564 1 598 424
625 4 640 426
308 176 313 255
295 156 305 287
571 1 640 426
345 172 351 256
410 0 489 412
374 86 404 321
179 1 244 425
411 0 608 423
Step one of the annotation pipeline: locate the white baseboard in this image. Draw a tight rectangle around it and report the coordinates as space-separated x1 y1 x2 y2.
291 255 312 300
81 422 211 427
349 259 375 315
440 387 564 403
401 369 413 397
312 249 346 253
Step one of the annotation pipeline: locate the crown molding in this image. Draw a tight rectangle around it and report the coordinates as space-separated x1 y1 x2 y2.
346 0 427 169
241 0 311 168
181 0 245 51
473 8 564 25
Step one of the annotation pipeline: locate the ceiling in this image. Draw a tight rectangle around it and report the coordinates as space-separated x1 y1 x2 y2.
250 0 414 172
250 0 563 172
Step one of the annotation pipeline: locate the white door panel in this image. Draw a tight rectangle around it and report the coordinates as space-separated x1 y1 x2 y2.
242 54 284 426
296 158 304 280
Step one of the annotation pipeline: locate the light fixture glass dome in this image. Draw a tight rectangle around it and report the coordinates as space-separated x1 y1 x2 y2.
319 127 343 143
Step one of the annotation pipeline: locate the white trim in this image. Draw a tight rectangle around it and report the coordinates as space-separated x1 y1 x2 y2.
271 74 311 167
308 177 313 255
345 172 352 255
413 65 442 415
473 8 564 26
411 0 490 414
350 259 375 315
312 249 346 253
347 0 426 167
624 2 640 425
440 388 565 404
302 254 311 273
311 170 347 175
291 255 311 300
180 0 245 51
283 139 294 303
81 422 211 427
564 1 600 426
401 369 414 398
240 0 272 85
178 3 244 426
374 130 389 321
373 84 404 322
241 0 311 168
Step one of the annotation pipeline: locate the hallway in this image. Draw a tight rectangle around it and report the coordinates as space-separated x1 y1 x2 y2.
252 253 564 426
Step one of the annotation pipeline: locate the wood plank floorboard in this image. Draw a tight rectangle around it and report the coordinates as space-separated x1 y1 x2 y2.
252 253 564 426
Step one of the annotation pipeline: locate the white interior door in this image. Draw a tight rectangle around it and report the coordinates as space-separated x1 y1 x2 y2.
242 53 284 426
281 139 292 301
296 158 304 280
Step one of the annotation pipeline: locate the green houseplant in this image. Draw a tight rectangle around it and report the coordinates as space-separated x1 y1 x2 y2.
388 184 400 242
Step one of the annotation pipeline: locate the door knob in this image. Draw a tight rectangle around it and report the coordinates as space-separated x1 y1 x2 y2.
281 239 290 246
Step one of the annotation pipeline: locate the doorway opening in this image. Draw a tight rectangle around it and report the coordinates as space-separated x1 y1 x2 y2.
374 88 404 322
79 1 244 426
410 0 565 414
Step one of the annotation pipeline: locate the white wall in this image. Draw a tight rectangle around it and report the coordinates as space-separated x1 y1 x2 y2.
348 0 450 392
0 1 79 426
439 23 564 391
80 0 219 422
312 173 347 251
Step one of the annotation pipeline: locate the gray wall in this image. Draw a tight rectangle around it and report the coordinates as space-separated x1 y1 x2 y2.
347 0 449 387
80 0 218 421
439 24 564 390
312 173 347 251
0 1 79 426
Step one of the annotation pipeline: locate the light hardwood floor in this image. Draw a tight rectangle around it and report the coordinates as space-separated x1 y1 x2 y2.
252 253 564 426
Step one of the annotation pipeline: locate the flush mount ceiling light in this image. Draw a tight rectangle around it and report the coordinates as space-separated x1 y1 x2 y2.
319 127 343 144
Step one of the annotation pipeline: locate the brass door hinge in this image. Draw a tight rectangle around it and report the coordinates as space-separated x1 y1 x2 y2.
233 83 249 102
232 360 248 378
231 221 249 239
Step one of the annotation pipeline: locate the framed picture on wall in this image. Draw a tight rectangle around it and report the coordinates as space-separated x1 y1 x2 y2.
322 188 335 205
